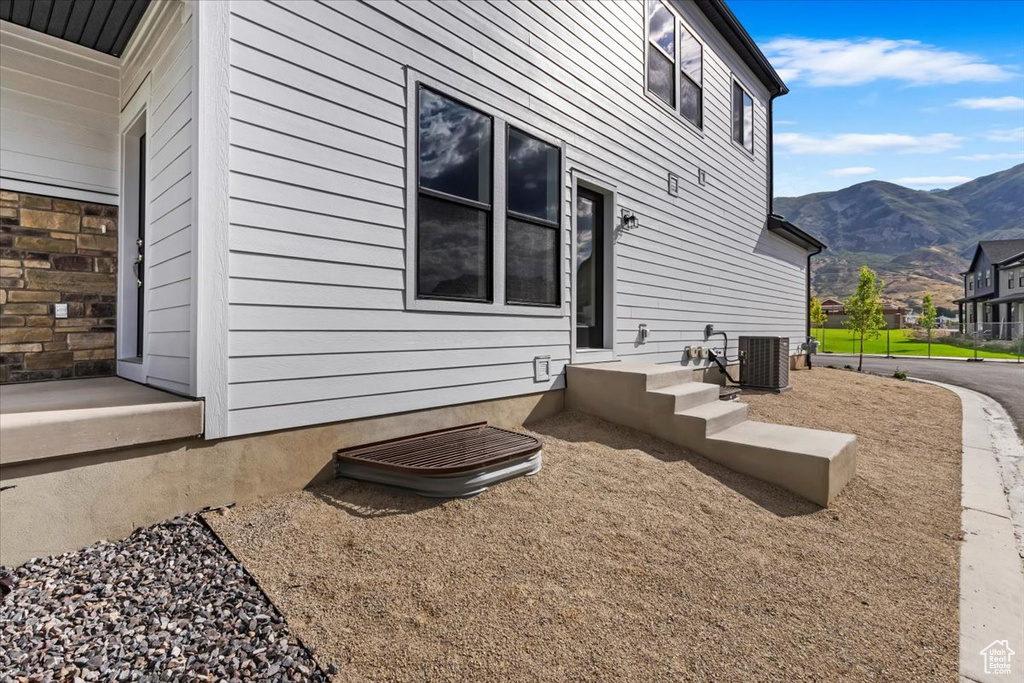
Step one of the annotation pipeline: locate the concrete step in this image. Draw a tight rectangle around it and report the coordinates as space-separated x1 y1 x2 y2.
706 422 857 506
566 360 857 507
676 400 749 436
567 362 695 432
647 382 721 413
641 364 695 390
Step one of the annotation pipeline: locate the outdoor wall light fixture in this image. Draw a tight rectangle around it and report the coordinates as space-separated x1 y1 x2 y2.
621 210 640 231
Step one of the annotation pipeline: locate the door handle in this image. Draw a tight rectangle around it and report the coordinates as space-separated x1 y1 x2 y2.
133 253 143 288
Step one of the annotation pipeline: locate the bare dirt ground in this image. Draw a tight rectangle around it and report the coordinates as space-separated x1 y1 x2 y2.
206 368 961 682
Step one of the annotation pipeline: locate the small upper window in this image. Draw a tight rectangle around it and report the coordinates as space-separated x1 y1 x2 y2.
985 269 991 286
417 87 493 302
646 0 675 108
732 82 754 153
968 278 973 291
506 128 561 307
678 27 702 127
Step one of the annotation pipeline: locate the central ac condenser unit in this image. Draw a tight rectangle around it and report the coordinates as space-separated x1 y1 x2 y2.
738 336 790 391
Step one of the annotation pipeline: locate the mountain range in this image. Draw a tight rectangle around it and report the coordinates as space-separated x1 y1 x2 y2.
774 163 1024 311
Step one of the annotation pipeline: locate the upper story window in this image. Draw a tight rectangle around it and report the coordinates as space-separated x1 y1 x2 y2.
968 277 974 291
679 28 702 127
646 0 703 128
417 87 493 302
647 0 675 108
732 81 754 153
506 128 561 307
985 269 991 287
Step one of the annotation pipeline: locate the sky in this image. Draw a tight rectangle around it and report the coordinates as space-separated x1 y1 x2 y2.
729 0 1024 197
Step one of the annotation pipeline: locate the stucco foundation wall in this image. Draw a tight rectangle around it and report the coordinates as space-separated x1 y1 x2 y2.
0 190 118 383
0 389 563 565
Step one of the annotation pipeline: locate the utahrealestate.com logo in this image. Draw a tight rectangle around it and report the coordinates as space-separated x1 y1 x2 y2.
980 640 1015 676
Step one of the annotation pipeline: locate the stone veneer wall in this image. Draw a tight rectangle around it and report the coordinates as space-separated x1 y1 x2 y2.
0 190 118 383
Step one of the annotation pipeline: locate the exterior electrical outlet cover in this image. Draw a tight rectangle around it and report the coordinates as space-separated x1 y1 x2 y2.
534 356 551 382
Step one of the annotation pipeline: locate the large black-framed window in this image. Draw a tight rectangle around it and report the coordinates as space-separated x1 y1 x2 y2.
732 81 754 153
506 127 561 307
416 86 494 302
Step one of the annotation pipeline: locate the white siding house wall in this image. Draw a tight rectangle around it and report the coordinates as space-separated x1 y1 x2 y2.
119 0 196 394
223 0 805 437
0 20 119 203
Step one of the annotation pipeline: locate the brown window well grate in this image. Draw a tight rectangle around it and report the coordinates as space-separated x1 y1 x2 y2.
334 422 542 476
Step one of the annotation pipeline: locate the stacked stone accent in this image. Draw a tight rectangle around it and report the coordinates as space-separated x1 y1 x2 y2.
0 190 118 383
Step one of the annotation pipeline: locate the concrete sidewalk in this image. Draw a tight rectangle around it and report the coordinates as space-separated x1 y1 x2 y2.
917 380 1023 682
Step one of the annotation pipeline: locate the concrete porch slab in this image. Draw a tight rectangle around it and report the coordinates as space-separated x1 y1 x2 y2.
0 377 204 465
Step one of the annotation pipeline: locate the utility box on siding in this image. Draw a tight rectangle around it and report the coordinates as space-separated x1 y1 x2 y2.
738 337 790 391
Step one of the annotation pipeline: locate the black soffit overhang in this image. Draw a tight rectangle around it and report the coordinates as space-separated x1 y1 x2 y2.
0 0 151 58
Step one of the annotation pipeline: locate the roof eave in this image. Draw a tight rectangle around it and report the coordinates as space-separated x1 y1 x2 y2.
767 214 827 251
691 0 789 97
995 251 1024 267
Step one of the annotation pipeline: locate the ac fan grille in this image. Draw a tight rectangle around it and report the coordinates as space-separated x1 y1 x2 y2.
739 336 789 389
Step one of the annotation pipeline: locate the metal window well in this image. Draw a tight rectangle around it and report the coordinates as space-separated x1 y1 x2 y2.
334 423 543 498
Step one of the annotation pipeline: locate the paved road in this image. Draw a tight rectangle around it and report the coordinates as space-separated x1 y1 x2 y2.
818 354 1024 436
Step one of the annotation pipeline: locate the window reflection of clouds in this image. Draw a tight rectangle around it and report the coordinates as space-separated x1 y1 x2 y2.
648 0 674 55
417 196 488 300
743 92 754 151
419 89 491 203
679 28 701 83
648 45 674 107
576 198 593 269
507 219 557 305
508 129 559 223
681 78 700 126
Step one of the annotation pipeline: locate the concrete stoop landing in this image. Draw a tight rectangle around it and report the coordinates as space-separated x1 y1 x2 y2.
566 362 857 506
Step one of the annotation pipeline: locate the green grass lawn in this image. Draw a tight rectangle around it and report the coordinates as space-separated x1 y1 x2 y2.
813 327 1023 360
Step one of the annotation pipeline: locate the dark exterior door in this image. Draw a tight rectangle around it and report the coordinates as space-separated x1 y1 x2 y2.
576 188 603 349
135 134 146 358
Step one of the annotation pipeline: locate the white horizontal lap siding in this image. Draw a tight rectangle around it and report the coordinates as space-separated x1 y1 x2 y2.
223 0 800 436
0 21 119 202
120 2 196 394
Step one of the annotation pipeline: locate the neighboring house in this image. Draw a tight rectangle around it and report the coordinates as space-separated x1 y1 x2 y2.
820 298 845 314
0 0 839 561
820 302 905 330
903 310 919 326
955 239 1024 340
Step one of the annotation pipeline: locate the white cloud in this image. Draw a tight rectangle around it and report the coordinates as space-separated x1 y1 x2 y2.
895 176 973 187
764 37 1014 86
775 132 963 155
954 152 1024 161
954 96 1024 111
774 119 797 126
985 127 1024 142
827 166 876 177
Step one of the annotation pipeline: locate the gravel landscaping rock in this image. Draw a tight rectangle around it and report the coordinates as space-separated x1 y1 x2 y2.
0 516 328 682
208 368 961 682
